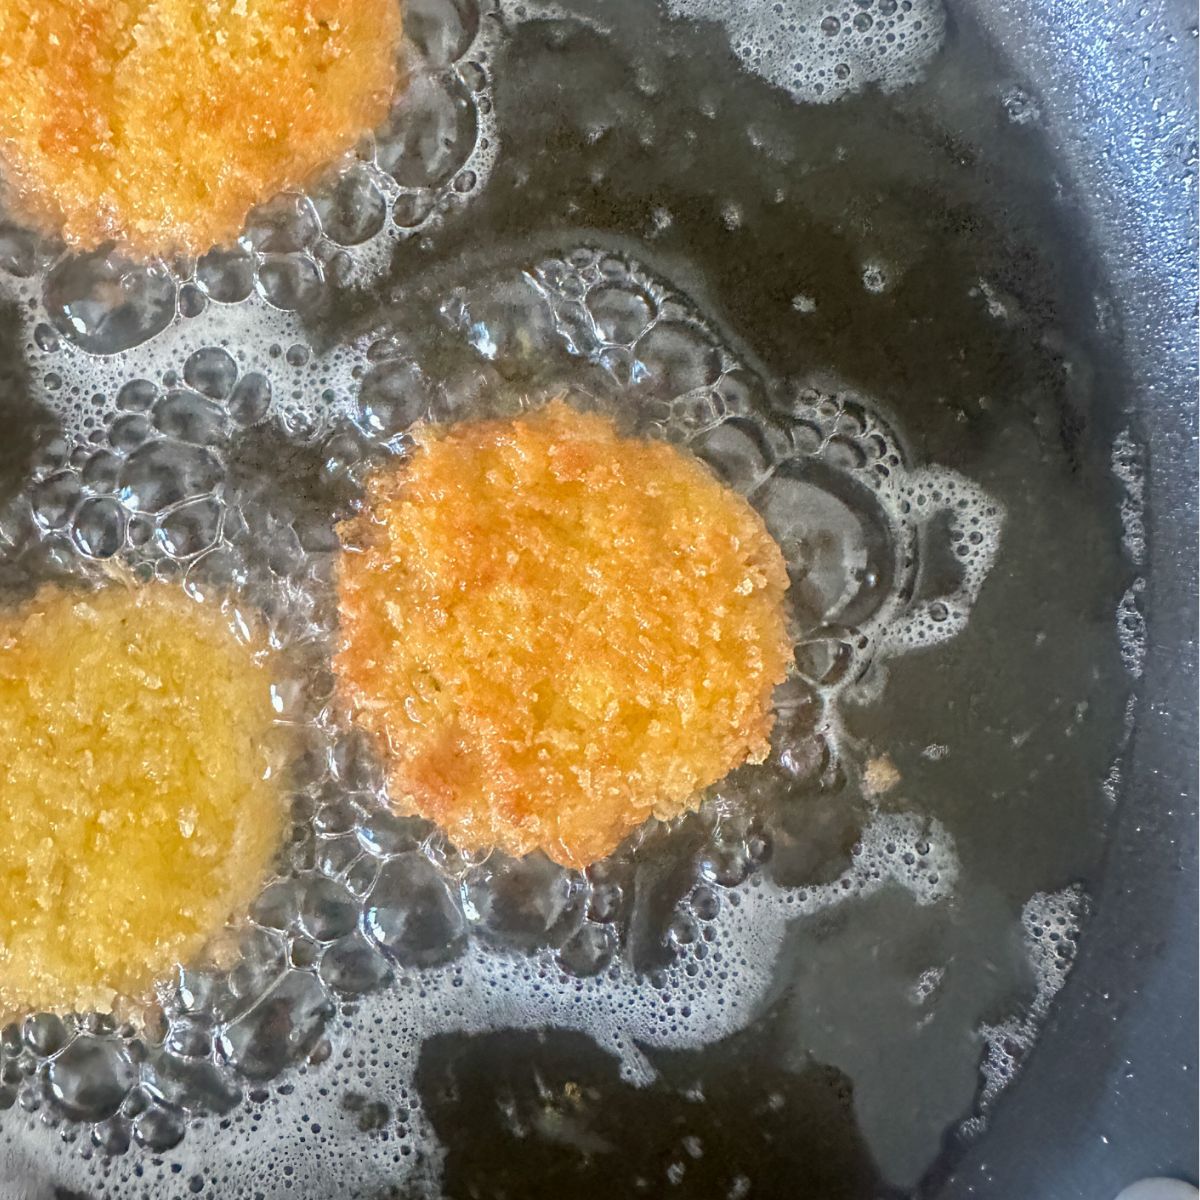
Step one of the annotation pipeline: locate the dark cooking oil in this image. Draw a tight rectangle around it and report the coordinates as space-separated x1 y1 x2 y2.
0 0 1136 1197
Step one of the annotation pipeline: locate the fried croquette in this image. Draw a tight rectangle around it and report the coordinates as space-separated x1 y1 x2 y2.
335 399 792 868
0 0 404 255
0 583 286 1019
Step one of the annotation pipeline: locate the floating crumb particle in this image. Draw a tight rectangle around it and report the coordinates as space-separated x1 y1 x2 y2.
862 753 901 797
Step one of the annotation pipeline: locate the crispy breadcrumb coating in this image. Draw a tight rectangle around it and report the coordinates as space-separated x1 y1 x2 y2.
335 399 792 868
0 0 403 255
0 584 285 1019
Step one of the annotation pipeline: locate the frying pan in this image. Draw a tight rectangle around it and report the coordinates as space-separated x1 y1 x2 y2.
935 0 1197 1195
0 0 1194 1196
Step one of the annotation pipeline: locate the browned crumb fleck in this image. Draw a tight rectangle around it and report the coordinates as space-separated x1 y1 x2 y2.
862 754 901 797
0 0 403 255
335 398 793 868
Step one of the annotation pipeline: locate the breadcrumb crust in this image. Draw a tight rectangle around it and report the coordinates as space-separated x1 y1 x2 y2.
0 584 285 1019
335 400 792 868
0 0 403 255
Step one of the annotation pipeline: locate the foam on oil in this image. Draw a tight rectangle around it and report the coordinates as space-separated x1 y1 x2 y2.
658 0 945 104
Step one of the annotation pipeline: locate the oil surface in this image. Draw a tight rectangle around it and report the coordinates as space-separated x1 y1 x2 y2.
0 0 1137 1197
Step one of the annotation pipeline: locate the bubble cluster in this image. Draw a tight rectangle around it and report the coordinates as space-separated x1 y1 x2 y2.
1117 579 1147 679
974 886 1086 1112
659 0 946 105
18 353 250 569
1111 427 1147 567
764 387 1003 677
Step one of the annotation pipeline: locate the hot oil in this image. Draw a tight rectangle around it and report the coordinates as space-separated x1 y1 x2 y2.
0 0 1135 1196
